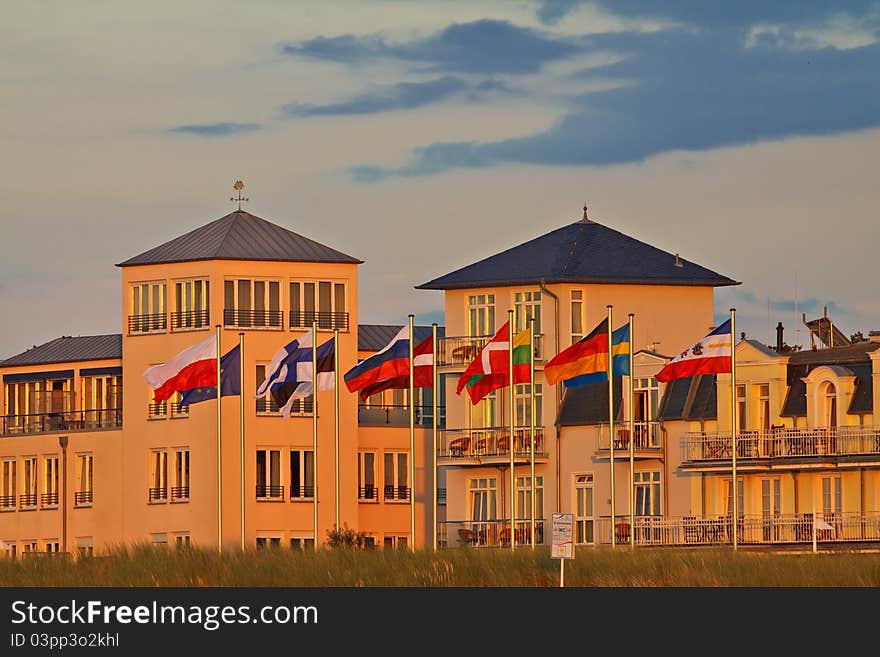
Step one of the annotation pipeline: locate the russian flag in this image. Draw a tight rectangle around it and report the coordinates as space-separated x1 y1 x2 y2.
143 334 217 402
345 326 434 401
655 319 732 383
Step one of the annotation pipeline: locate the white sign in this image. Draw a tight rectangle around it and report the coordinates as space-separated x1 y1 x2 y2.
551 512 574 559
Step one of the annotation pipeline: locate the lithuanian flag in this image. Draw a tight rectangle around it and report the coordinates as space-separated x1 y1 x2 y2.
545 319 630 387
456 321 532 404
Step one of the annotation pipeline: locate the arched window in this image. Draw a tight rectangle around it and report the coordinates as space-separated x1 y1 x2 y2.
823 382 837 428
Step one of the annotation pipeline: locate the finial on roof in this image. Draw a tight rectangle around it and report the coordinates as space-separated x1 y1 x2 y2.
583 204 589 222
674 253 683 267
230 180 249 211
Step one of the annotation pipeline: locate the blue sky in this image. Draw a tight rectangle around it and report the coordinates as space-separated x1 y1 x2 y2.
2 1 880 356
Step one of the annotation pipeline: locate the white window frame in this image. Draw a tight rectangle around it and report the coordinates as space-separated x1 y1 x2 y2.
22 456 37 508
358 451 377 502
634 471 661 517
174 533 191 547
42 539 60 553
570 289 585 345
256 534 283 549
756 383 771 434
467 293 496 337
74 453 93 507
130 281 167 333
224 278 282 329
383 452 409 503
289 279 348 331
574 473 594 545
172 278 210 331
468 477 498 522
513 290 542 335
821 476 842 517
172 448 190 502
41 455 59 508
515 383 542 427
515 475 543 521
256 449 283 500
289 534 316 550
150 532 168 545
75 536 93 556
383 535 408 549
149 449 168 503
289 448 314 501
1 459 15 511
723 477 745 517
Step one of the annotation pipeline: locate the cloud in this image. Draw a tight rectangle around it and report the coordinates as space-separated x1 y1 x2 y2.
167 122 262 136
282 19 585 74
350 29 880 180
282 76 512 117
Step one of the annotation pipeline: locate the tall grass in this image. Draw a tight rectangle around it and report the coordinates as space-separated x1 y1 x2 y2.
2 545 880 587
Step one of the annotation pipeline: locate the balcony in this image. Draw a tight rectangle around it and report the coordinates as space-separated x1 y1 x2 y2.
359 485 378 502
290 485 314 500
256 484 284 500
290 310 349 332
171 486 189 501
128 313 167 334
40 493 58 508
681 426 880 466
437 334 544 369
74 491 93 506
384 485 411 502
148 487 168 503
439 519 545 548
223 308 283 329
171 309 210 331
357 404 445 428
597 421 663 455
438 426 546 464
1 409 122 437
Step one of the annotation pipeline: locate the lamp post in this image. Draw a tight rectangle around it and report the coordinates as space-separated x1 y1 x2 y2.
58 436 68 554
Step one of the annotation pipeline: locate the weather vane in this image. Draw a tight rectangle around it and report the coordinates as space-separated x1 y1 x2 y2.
230 180 249 210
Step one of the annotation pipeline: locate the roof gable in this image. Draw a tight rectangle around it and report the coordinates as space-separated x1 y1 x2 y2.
417 219 738 290
116 210 362 267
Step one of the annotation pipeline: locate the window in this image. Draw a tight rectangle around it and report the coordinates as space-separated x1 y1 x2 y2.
384 452 409 501
149 450 168 502
22 541 38 554
43 540 60 553
129 282 167 333
290 280 348 330
723 478 745 517
170 391 189 418
151 533 168 545
172 279 210 330
756 384 770 434
43 453 62 507
256 536 282 549
634 471 661 516
256 449 283 499
174 533 191 547
469 477 497 522
224 279 281 328
634 378 660 447
21 457 37 508
1 459 15 511
762 478 782 541
514 291 542 335
76 536 93 556
822 476 842 517
574 474 594 544
172 449 190 501
571 290 585 344
290 536 315 550
255 364 281 414
515 383 543 427
736 385 746 431
383 535 408 549
824 383 837 428
467 294 495 337
74 454 93 507
290 449 314 500
358 452 377 501
81 374 121 427
470 389 497 429
515 476 543 520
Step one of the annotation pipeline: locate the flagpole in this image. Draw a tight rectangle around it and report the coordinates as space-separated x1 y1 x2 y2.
628 313 635 550
730 307 738 551
508 309 516 552
408 314 416 551
529 317 536 550
607 305 615 548
432 322 438 552
312 321 319 550
334 327 340 533
215 324 222 552
239 332 245 552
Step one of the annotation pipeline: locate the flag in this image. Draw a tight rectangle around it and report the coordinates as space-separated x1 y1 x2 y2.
177 344 241 409
559 322 631 388
143 334 217 402
255 331 314 400
655 319 732 383
344 326 434 401
265 335 336 418
456 321 531 404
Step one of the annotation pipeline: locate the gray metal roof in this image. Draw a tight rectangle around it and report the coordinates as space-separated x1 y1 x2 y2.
116 210 362 267
358 324 445 352
1 334 122 367
417 219 739 290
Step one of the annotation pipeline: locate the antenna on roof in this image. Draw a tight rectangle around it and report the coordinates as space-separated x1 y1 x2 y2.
230 180 249 211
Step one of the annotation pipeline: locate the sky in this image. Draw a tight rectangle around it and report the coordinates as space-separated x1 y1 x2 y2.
2 1 879 359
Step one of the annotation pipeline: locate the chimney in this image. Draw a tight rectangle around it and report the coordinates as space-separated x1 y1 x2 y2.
776 321 784 352
869 330 880 343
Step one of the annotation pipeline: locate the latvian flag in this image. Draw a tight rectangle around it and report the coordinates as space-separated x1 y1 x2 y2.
344 326 434 401
655 319 732 383
456 321 531 404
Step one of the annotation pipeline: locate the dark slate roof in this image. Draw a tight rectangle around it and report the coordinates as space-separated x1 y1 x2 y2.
656 377 694 421
417 219 738 290
557 378 622 427
656 374 718 421
116 210 362 267
848 364 873 415
781 362 874 417
358 324 446 352
0 335 122 367
786 341 880 366
687 375 718 420
780 378 806 417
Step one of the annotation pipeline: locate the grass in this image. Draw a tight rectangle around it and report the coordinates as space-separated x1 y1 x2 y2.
3 545 880 587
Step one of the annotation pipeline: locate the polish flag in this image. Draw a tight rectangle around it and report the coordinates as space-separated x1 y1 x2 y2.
144 334 217 402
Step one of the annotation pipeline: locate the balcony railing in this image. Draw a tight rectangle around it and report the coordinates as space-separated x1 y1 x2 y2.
171 309 210 330
128 313 167 334
591 512 880 546
171 486 189 501
384 485 411 502
290 310 350 331
290 485 314 499
256 484 284 499
148 402 168 419
359 485 378 501
598 421 663 451
438 426 546 460
74 491 93 506
148 487 168 502
223 308 283 329
437 488 446 504
0 495 16 510
681 426 880 463
40 493 59 507
439 519 545 548
438 334 544 368
1 409 122 437
357 404 445 428
19 493 37 508
255 398 314 415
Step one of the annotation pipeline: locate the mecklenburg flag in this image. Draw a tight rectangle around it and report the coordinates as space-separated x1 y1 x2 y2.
177 344 242 409
545 319 630 387
343 325 434 402
143 333 218 402
656 319 732 382
456 321 531 404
